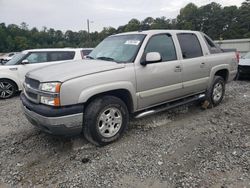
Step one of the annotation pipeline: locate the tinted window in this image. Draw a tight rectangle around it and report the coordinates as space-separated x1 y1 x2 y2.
81 50 92 56
177 33 203 59
5 53 26 65
26 52 48 64
204 36 215 48
145 34 177 61
49 51 75 61
203 35 222 54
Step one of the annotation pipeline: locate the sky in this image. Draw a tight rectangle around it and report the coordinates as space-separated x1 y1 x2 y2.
0 0 245 32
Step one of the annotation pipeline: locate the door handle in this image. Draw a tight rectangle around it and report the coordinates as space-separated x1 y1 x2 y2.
174 65 182 72
9 68 18 71
200 62 206 68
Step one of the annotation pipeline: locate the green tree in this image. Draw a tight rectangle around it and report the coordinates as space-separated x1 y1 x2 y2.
177 3 199 30
220 6 241 39
239 0 250 37
14 36 28 50
20 22 29 30
198 2 223 39
1 1 250 52
141 17 154 30
151 17 172 29
124 19 141 32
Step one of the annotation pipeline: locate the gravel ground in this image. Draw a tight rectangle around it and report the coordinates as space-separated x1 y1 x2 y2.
0 80 250 188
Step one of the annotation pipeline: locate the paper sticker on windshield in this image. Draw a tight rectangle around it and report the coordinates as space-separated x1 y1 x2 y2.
125 40 140 45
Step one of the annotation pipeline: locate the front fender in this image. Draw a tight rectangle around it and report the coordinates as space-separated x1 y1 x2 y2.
78 81 137 112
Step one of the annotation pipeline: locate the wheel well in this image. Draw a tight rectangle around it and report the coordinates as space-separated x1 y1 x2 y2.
215 69 229 81
85 89 134 113
0 78 19 90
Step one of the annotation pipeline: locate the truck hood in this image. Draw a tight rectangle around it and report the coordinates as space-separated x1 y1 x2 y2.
239 58 250 66
26 60 126 82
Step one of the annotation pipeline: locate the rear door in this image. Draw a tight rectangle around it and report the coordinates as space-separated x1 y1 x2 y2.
135 33 183 109
177 33 210 95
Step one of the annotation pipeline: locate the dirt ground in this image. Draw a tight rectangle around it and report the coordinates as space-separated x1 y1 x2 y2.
0 80 250 188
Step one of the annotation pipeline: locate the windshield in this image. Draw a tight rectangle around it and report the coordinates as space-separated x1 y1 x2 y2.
88 34 146 63
5 53 26 65
243 52 250 59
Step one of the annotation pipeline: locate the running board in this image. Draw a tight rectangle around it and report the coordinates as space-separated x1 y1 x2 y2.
134 93 206 119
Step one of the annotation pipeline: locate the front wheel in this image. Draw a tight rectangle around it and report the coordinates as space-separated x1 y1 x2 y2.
83 96 129 146
0 79 17 99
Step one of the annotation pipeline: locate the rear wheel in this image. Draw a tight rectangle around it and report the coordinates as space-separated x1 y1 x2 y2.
0 79 17 99
204 76 225 108
83 96 129 146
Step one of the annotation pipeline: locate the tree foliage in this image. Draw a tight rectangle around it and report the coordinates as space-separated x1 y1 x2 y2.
0 1 250 52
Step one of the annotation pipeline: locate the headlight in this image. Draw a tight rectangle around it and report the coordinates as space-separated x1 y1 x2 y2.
41 82 61 93
40 82 61 106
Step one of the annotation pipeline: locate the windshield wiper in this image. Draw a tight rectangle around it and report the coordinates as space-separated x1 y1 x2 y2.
96 56 115 62
86 55 94 59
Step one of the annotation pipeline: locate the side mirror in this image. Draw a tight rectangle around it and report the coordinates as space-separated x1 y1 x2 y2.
21 59 29 65
141 52 162 66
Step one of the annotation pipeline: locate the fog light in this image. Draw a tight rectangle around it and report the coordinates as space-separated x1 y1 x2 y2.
40 96 60 106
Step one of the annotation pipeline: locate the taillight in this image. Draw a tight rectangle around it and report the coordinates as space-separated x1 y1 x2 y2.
236 51 240 63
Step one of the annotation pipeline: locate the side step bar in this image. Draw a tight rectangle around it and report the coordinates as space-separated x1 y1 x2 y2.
134 93 206 119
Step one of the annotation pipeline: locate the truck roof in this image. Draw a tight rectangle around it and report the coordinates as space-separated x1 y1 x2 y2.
115 30 202 36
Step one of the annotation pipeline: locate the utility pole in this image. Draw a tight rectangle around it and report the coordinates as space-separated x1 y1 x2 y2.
87 19 90 34
87 19 91 47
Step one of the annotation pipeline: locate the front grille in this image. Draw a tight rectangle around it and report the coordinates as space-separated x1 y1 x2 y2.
25 77 40 89
24 77 40 103
26 91 38 101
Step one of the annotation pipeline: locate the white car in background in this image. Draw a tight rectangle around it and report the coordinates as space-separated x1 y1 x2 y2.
0 52 19 64
0 48 93 99
238 52 250 79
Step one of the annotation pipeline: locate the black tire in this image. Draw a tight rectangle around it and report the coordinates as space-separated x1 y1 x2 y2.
0 79 17 99
83 96 129 146
205 76 225 108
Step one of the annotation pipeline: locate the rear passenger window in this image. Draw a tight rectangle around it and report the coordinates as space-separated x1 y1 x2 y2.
81 50 92 56
145 34 177 61
177 33 203 59
49 52 75 62
203 35 222 54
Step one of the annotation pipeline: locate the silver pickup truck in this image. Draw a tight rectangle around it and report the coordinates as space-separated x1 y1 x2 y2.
21 30 238 146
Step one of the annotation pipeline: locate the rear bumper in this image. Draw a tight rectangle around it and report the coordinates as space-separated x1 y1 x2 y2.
21 93 83 135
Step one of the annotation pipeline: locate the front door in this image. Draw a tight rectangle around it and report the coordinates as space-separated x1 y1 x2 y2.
135 34 183 110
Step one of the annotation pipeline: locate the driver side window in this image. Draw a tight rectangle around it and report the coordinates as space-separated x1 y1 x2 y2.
145 34 177 62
